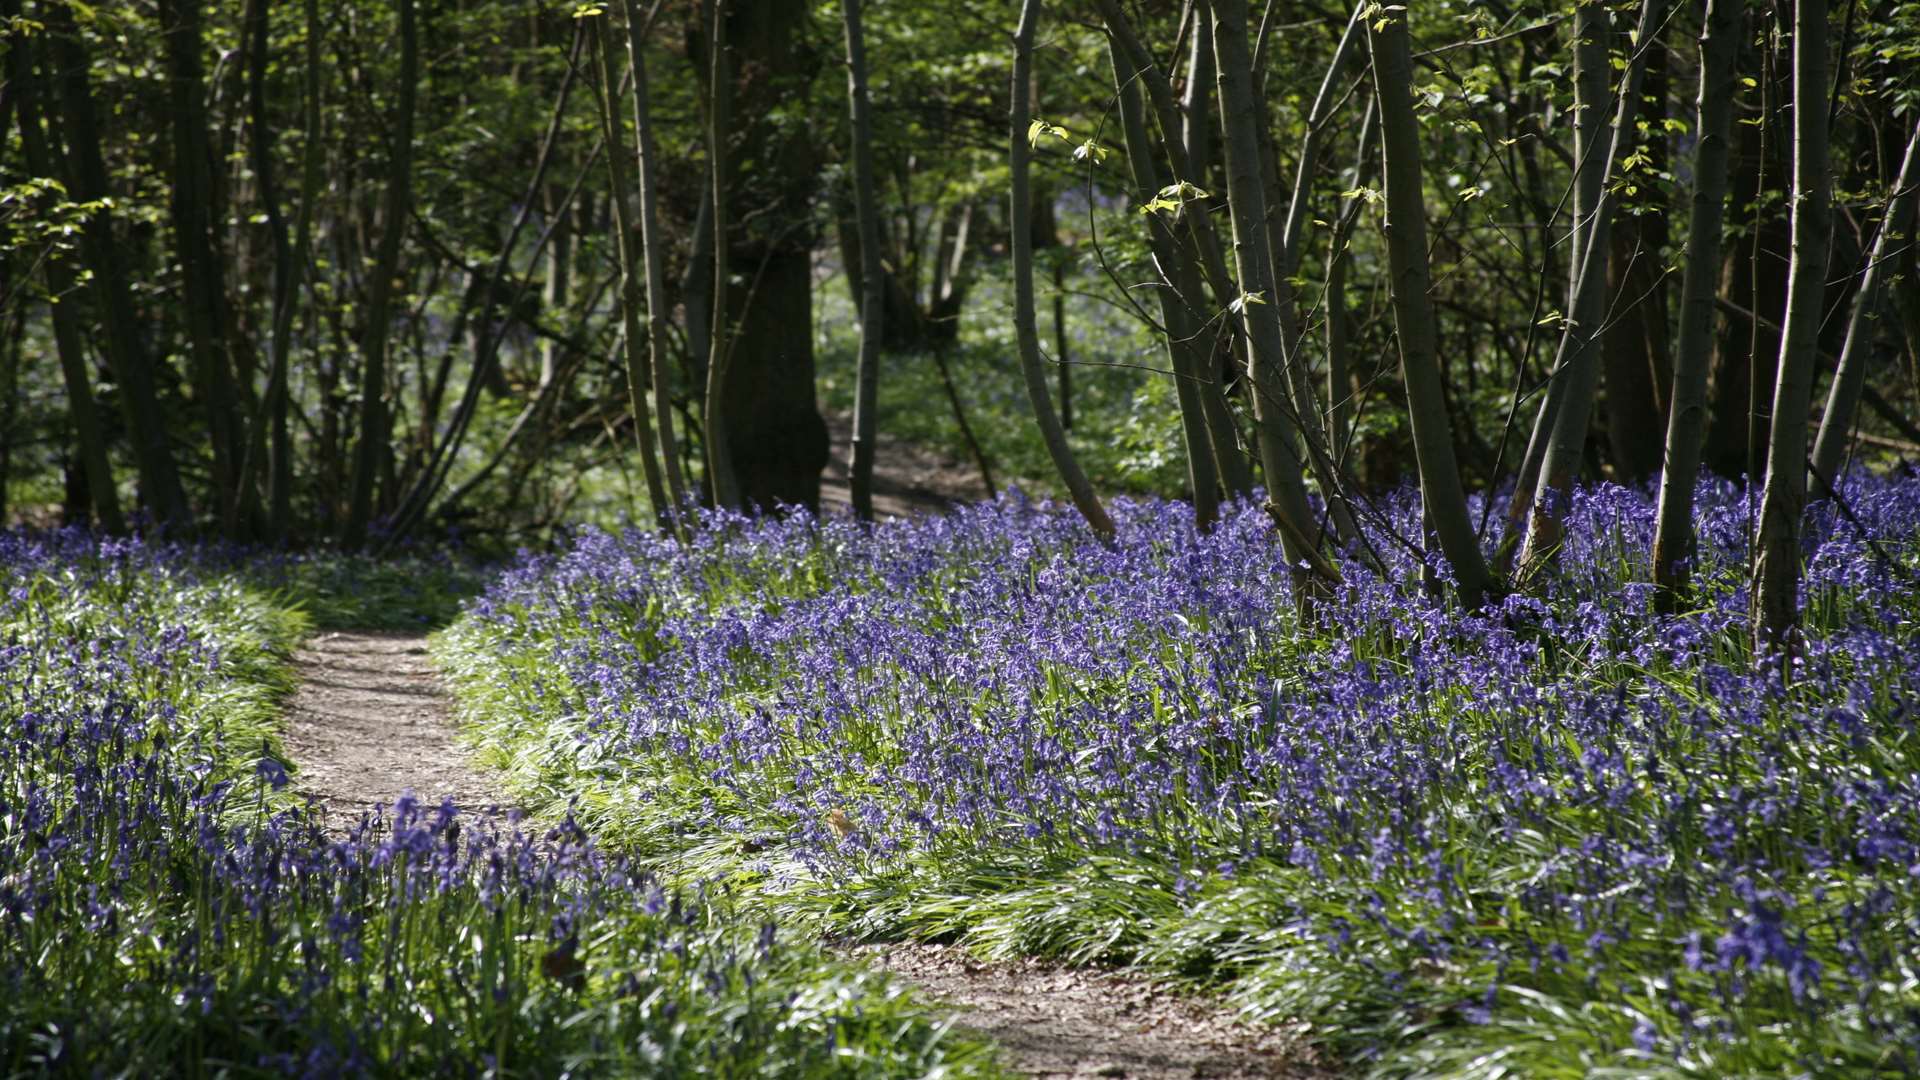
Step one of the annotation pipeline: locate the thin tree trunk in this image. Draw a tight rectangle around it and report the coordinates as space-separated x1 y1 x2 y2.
345 0 417 547
1651 0 1743 609
623 0 688 514
842 0 885 521
162 0 248 535
1011 0 1112 538
1279 4 1366 282
1116 0 1250 501
1603 34 1672 483
9 43 123 532
1521 0 1666 573
1110 35 1220 531
1053 258 1071 432
1751 0 1834 653
1210 0 1324 566
1097 0 1258 492
1810 119 1920 486
1369 3 1494 608
702 0 740 509
241 0 295 540
589 12 670 524
46 0 191 527
1326 101 1378 470
932 344 998 500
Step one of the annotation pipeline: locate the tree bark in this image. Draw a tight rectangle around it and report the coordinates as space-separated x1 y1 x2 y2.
591 11 671 525
1369 3 1494 608
8 32 123 532
623 0 689 514
1521 0 1666 572
345 0 417 547
46 0 191 527
1751 0 1833 654
1603 32 1672 484
241 0 296 539
842 0 885 521
1810 119 1920 487
701 0 829 513
1210 0 1325 566
1011 0 1112 538
161 0 248 535
1652 0 1743 609
701 0 740 509
1109 35 1220 531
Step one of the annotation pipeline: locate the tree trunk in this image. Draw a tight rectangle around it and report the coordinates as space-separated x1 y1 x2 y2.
702 0 829 513
1521 0 1666 572
1651 0 1743 609
1010 0 1112 538
1810 119 1920 487
701 0 740 508
623 0 689 514
1109 35 1220 531
344 0 417 547
242 0 296 540
1706 40 1790 478
162 0 247 535
1096 0 1256 500
46 1 191 527
1603 32 1672 484
8 26 123 532
1751 0 1833 654
842 0 885 521
1210 0 1325 567
590 11 671 524
1369 4 1494 608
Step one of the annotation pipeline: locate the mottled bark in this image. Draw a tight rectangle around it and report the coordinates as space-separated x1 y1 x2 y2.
345 0 417 547
1751 0 1833 654
1810 120 1920 487
1369 4 1493 608
1011 0 1112 538
1652 0 1743 609
842 0 885 521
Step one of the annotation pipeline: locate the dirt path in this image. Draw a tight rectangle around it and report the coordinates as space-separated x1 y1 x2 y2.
282 631 508 830
818 409 993 519
281 632 1316 1077
851 943 1323 1079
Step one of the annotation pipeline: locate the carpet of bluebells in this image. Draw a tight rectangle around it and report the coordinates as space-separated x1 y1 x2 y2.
0 532 995 1077
439 474 1920 1077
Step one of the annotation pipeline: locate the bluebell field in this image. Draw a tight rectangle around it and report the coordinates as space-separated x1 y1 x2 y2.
0 532 995 1076
438 474 1920 1076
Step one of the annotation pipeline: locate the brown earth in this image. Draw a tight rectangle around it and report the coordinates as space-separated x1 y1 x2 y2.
817 408 993 518
281 630 510 832
851 943 1325 1079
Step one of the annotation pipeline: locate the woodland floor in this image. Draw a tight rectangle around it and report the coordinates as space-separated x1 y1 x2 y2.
281 631 1322 1077
819 408 994 517
282 631 512 833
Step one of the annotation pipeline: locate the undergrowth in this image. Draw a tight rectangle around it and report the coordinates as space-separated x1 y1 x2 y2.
0 530 1000 1077
437 476 1920 1077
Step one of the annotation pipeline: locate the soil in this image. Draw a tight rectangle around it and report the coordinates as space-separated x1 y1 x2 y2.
281 630 1322 1078
281 630 510 832
817 409 994 518
850 943 1324 1080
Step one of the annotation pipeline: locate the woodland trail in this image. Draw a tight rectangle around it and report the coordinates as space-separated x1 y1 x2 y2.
852 943 1324 1079
282 631 510 832
281 632 1321 1078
